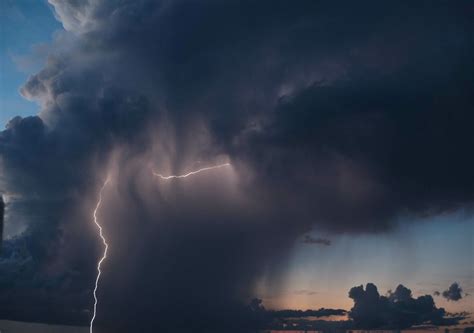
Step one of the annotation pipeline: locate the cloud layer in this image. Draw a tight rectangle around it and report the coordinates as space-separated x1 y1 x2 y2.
0 0 473 331
349 284 465 329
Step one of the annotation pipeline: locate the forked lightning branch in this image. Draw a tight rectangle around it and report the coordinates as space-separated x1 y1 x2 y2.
89 163 231 332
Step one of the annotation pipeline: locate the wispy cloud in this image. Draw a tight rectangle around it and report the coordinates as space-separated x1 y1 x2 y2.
303 235 331 246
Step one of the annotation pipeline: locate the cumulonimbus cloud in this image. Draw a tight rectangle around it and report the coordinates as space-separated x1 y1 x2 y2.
0 0 473 331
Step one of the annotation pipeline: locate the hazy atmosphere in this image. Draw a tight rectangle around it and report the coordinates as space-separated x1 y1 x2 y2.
0 1 473 332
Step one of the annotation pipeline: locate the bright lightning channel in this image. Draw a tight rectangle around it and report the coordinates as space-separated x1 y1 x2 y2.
90 162 230 332
152 163 230 180
90 177 111 333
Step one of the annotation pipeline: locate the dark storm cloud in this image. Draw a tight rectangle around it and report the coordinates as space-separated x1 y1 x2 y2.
239 64 474 232
349 283 466 329
0 195 4 250
442 283 464 302
0 0 473 331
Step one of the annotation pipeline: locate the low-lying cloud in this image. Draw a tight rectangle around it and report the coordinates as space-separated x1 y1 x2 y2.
349 283 466 329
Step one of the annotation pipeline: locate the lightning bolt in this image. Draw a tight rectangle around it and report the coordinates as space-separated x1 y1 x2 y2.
90 177 110 333
152 163 230 180
89 162 230 332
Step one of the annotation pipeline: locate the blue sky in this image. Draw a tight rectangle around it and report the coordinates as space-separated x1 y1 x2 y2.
260 212 474 313
0 0 61 127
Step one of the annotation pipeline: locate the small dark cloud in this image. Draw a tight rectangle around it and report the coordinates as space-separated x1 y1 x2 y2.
434 291 441 296
303 235 331 246
442 283 463 301
448 311 470 318
294 289 318 296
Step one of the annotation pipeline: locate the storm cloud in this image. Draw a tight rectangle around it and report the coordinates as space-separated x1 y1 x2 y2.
0 0 473 331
